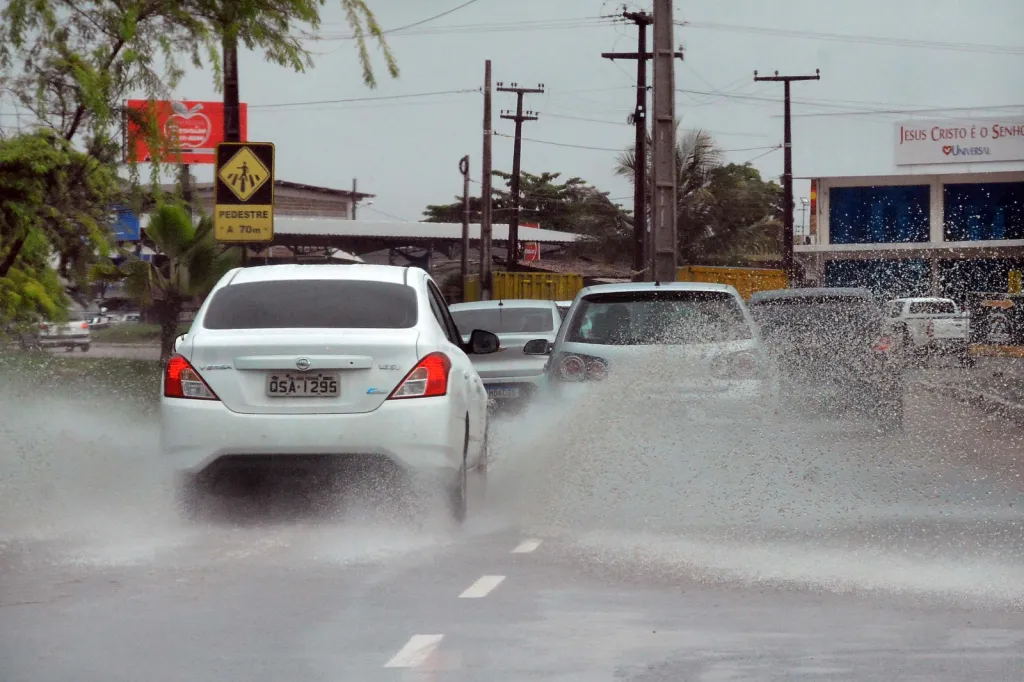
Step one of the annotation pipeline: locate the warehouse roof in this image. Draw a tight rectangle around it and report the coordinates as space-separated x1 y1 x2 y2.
273 217 581 244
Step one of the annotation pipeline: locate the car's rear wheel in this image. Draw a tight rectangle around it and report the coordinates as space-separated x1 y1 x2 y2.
174 473 206 522
448 420 469 524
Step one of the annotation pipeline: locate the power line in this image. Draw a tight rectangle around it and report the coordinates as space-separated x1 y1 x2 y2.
313 16 614 40
540 111 772 138
495 131 780 154
678 20 1024 56
247 88 479 110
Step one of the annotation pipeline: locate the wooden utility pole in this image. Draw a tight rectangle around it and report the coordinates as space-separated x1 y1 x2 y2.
481 60 493 299
651 0 678 282
497 81 544 269
603 12 682 282
459 155 471 298
753 68 820 284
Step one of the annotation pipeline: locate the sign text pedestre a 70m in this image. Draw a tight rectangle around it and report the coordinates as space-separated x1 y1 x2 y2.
214 141 275 243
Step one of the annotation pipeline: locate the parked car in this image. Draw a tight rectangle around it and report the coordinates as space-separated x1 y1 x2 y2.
883 297 973 366
162 264 500 522
448 299 562 408
748 287 905 431
36 313 91 352
524 282 778 419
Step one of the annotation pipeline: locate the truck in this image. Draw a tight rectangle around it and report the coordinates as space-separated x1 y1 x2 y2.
881 297 972 366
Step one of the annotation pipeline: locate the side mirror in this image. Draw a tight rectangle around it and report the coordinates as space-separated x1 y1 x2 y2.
468 329 500 355
173 334 187 352
523 338 551 355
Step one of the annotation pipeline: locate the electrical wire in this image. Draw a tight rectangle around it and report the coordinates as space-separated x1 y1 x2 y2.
495 131 780 155
247 88 479 110
379 0 484 35
676 20 1024 56
540 111 772 138
313 16 615 40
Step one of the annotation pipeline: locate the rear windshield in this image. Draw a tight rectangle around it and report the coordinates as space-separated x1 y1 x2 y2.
450 306 555 334
909 300 956 315
749 296 880 336
564 290 752 346
202 280 418 329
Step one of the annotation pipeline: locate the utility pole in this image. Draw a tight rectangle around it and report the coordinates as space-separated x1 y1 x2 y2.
352 178 358 218
603 12 682 282
459 155 471 299
481 60 493 299
753 68 820 285
222 35 246 265
497 81 544 270
651 0 678 282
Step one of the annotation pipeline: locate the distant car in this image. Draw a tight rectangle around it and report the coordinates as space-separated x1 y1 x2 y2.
37 313 91 352
525 282 778 418
448 299 562 407
161 264 500 522
748 287 905 431
883 297 972 366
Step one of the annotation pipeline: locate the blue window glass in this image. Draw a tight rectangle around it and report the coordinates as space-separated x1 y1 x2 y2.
829 185 930 244
943 182 1024 242
824 259 929 299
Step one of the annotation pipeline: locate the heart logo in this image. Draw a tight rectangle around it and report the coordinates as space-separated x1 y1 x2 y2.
942 145 953 155
164 111 212 150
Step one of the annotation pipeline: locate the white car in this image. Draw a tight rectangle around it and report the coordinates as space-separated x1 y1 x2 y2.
883 297 972 365
161 264 500 522
448 299 562 405
37 312 91 351
525 282 777 417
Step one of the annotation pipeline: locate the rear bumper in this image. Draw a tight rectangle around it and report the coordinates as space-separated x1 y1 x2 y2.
481 373 546 401
540 376 778 416
160 396 464 476
37 335 90 347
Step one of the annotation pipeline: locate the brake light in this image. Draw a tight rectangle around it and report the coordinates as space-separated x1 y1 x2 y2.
164 354 219 400
388 352 451 399
710 351 759 380
872 336 892 352
555 353 608 382
80 322 89 329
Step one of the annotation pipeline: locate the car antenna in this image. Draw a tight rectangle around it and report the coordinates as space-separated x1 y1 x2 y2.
654 280 661 287
498 299 503 307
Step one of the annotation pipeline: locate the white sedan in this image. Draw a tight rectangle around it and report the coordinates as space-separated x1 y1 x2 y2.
161 264 499 522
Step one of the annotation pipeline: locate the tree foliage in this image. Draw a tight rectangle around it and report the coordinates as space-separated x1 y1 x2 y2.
0 130 120 285
121 202 238 361
423 171 632 262
0 228 67 328
616 128 782 265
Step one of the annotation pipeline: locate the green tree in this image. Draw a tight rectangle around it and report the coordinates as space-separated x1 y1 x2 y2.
0 229 68 332
0 130 120 283
122 202 239 362
423 171 632 262
616 128 781 265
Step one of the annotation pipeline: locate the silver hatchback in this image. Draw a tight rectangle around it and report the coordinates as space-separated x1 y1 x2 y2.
449 299 562 405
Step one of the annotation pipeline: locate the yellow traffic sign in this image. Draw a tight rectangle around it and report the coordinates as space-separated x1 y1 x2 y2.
214 141 275 242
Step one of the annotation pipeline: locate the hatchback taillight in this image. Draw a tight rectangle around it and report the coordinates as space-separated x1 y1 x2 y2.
554 353 608 382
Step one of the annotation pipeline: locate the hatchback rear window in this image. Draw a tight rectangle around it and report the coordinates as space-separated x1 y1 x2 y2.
202 280 418 329
450 307 555 334
565 290 751 345
909 300 956 315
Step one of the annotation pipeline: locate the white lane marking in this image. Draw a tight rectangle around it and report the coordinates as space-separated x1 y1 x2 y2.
383 634 444 668
458 575 506 598
512 539 542 554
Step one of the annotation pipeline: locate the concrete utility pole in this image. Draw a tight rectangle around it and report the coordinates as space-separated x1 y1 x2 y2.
351 178 358 218
497 82 544 270
481 60 493 299
603 12 684 282
459 155 471 298
651 0 678 282
222 38 246 265
753 68 820 285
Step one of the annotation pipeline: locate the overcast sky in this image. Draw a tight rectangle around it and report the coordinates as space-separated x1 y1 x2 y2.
29 0 1024 225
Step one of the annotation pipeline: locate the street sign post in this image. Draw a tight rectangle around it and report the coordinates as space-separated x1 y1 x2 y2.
214 141 275 242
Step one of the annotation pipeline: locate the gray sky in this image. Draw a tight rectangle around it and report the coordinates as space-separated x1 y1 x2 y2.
146 0 1024 223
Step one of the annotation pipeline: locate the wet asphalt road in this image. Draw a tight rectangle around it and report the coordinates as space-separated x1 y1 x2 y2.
2 384 1024 681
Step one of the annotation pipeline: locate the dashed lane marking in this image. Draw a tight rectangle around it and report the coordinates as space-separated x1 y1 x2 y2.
458 575 506 599
512 539 542 554
383 634 444 668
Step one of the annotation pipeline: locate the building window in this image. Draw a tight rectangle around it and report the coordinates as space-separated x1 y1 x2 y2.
943 181 1024 242
824 259 929 299
828 185 930 244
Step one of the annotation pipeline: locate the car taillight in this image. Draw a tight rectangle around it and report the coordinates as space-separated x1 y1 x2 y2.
554 353 608 382
710 351 759 380
872 336 893 352
388 352 451 399
164 354 218 400
39 323 47 330
80 322 89 329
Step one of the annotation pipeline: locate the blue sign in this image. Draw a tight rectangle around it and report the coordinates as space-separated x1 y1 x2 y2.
111 205 141 242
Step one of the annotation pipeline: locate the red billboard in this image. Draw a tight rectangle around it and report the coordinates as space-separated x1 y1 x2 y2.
522 222 541 262
124 99 248 164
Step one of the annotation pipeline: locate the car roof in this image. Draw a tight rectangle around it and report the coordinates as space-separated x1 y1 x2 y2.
892 297 954 303
225 264 422 286
578 281 740 297
749 287 873 302
448 299 559 311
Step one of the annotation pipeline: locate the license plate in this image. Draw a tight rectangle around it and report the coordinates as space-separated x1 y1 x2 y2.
266 372 340 397
486 386 522 399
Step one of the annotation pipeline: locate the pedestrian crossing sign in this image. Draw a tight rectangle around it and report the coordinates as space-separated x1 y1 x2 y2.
214 141 275 242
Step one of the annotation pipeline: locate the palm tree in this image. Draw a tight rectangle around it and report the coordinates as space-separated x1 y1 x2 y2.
618 127 750 264
123 202 239 363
